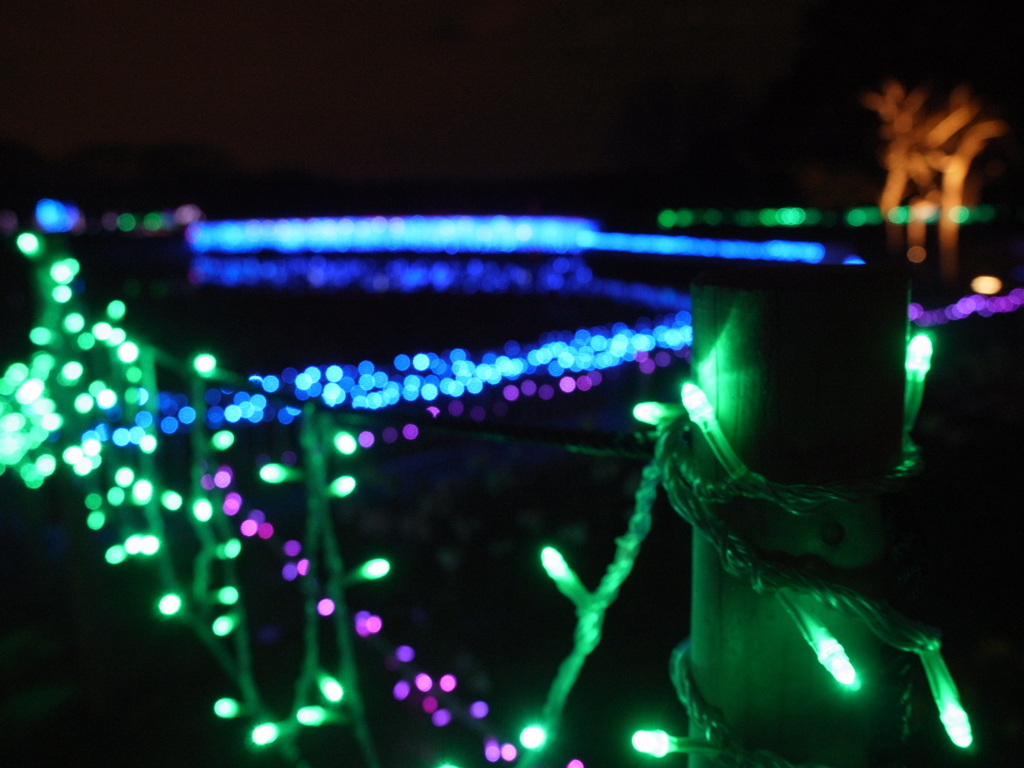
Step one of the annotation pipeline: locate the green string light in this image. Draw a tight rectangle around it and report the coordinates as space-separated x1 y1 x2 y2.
920 647 973 748
679 383 747 478
776 589 859 689
328 475 357 497
519 725 547 749
356 558 390 580
259 463 302 483
334 431 358 455
251 722 279 746
296 705 329 726
157 594 182 616
213 697 241 719
318 674 344 703
193 353 217 377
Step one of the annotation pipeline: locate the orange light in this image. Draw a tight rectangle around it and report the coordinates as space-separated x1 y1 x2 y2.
907 246 926 263
970 275 1002 295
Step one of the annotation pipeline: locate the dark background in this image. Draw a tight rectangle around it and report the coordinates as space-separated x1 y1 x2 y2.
1 2 1023 767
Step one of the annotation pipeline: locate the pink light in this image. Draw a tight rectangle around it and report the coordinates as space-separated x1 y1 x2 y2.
559 376 575 393
393 680 410 700
222 492 242 515
383 427 398 443
502 384 519 401
297 558 310 576
501 743 517 761
469 701 489 718
354 611 371 637
427 406 440 418
358 431 375 448
214 467 232 488
365 615 382 634
439 674 456 692
283 539 301 557
317 598 335 616
415 673 432 692
201 473 215 491
396 645 415 662
402 423 419 440
240 519 258 537
448 400 464 416
431 709 451 727
520 379 537 396
567 760 584 768
422 695 438 714
257 522 274 539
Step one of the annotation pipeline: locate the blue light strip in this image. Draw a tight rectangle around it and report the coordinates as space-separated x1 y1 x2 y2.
187 215 831 263
576 231 826 263
186 216 598 255
188 254 690 312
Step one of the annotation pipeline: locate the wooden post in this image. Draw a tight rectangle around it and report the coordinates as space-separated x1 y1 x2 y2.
688 265 908 767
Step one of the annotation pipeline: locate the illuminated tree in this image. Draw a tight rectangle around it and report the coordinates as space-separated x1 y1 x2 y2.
863 80 1006 282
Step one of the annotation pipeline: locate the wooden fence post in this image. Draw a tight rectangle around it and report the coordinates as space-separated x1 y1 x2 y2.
688 265 908 767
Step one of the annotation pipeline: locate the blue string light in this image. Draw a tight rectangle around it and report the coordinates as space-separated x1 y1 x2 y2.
187 215 832 263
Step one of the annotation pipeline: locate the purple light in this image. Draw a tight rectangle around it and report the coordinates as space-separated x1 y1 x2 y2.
282 562 298 581
393 680 411 700
492 401 508 416
502 384 519 401
396 645 415 662
297 558 310 576
365 615 382 634
240 519 258 537
281 450 297 464
426 406 440 418
249 509 266 524
485 741 501 762
223 492 242 515
431 709 451 727
439 674 456 692
317 598 335 616
639 357 656 374
908 302 923 321
521 379 537 396
214 467 232 488
538 384 554 400
257 522 274 539
470 406 486 422
559 376 576 393
448 400 464 416
654 350 671 367
422 695 438 714
383 427 398 443
201 473 215 491
354 611 371 637
470 701 489 718
590 370 602 385
283 539 301 557
501 743 517 761
402 423 419 440
415 673 432 692
358 431 375 448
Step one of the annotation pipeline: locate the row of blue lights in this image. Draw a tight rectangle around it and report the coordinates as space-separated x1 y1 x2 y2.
186 215 836 264
189 254 691 312
186 216 598 255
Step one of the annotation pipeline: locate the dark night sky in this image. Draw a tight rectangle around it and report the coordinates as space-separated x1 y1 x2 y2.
0 0 875 182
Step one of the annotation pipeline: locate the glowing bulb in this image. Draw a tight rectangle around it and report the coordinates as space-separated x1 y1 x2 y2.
251 723 279 746
632 730 670 758
815 637 858 687
970 275 1002 295
194 353 217 377
319 675 344 703
328 475 357 497
117 341 140 363
16 232 41 256
776 589 859 689
217 586 239 605
193 499 213 522
214 697 240 718
158 594 182 616
679 382 747 478
296 705 328 726
358 558 390 580
211 430 235 450
520 725 546 749
334 431 358 454
107 300 127 320
212 614 237 637
160 491 183 511
906 334 933 378
632 401 683 426
920 647 973 748
541 546 569 579
259 463 300 483
680 383 714 425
